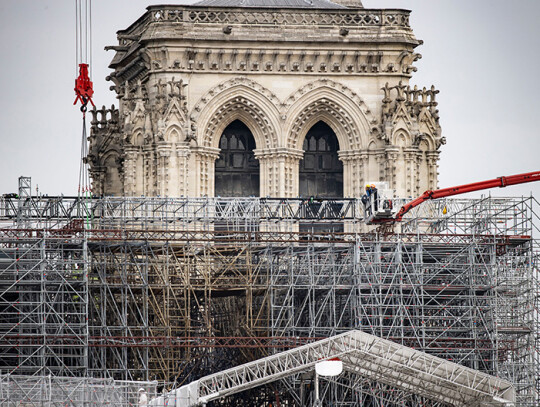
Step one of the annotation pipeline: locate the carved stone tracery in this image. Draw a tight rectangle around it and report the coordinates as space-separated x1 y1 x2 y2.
191 78 281 150
88 105 122 196
151 7 410 28
89 4 442 199
377 81 442 193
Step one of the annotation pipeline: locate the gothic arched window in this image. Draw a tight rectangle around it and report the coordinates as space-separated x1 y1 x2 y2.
299 121 343 198
215 120 259 197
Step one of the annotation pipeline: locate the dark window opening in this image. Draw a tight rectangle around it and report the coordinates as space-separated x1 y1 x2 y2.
215 120 259 197
299 121 343 198
299 121 344 234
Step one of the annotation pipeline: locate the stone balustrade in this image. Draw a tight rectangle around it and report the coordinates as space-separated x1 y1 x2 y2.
135 6 410 29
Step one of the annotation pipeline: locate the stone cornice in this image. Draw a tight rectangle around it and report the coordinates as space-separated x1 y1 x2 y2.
110 7 419 81
143 46 419 77
254 147 304 160
124 145 139 154
192 146 221 159
112 7 417 58
338 150 368 160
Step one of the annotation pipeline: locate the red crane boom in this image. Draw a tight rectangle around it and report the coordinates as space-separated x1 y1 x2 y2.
394 170 540 222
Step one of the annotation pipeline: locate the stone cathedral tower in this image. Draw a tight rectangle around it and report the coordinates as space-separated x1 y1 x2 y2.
88 0 443 198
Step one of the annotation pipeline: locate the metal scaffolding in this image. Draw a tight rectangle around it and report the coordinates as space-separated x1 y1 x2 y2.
87 238 268 383
0 232 88 377
0 194 538 405
0 374 157 406
265 234 538 405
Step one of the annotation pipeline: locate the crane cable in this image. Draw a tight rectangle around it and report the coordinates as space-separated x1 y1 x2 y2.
75 0 93 225
75 0 92 76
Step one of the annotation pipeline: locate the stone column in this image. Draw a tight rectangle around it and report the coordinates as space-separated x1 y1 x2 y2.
414 149 423 196
337 150 371 233
134 152 144 196
192 146 220 197
89 167 105 196
143 145 155 196
360 152 369 193
283 152 303 198
254 147 303 234
403 147 417 197
384 147 400 192
338 150 371 198
123 145 139 196
156 141 172 196
176 143 191 197
338 151 352 198
426 151 440 190
253 152 276 197
254 147 304 197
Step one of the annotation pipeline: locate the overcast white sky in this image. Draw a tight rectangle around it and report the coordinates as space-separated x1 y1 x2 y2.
0 0 539 200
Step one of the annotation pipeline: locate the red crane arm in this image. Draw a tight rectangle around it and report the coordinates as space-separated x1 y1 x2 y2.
394 170 540 221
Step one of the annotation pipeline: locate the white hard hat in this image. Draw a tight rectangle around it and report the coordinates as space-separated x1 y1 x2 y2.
139 388 146 392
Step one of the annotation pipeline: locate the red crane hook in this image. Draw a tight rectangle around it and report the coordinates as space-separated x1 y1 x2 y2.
74 63 95 112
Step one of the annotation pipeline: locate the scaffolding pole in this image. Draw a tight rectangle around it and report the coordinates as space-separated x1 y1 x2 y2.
0 195 537 405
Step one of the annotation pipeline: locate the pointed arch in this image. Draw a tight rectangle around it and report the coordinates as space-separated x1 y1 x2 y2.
393 129 409 147
299 121 343 198
164 124 183 144
368 140 378 151
417 109 441 150
215 120 259 197
123 124 145 147
190 78 281 150
284 81 377 151
133 130 144 147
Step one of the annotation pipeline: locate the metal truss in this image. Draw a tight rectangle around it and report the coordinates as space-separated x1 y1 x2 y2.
0 374 157 407
0 196 362 231
1 194 534 236
322 372 450 406
402 196 535 236
163 330 514 407
264 236 537 405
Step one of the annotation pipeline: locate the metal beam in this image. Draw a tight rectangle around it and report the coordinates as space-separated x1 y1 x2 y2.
156 330 515 406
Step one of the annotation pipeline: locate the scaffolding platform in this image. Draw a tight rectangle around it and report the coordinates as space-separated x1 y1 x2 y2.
0 192 538 406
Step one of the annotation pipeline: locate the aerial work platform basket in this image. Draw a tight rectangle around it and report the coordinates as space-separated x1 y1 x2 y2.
362 181 396 224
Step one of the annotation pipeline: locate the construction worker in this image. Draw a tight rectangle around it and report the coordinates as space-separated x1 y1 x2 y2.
362 184 372 215
362 184 370 199
138 388 148 407
362 184 379 215
370 184 379 211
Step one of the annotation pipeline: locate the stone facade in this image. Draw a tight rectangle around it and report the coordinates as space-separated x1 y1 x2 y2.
88 2 443 198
